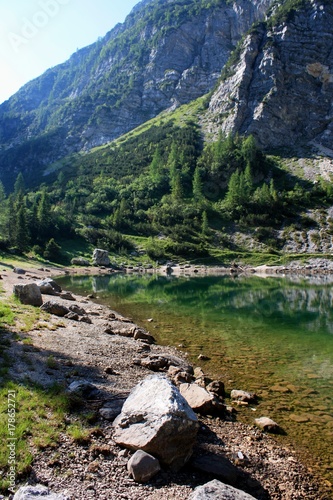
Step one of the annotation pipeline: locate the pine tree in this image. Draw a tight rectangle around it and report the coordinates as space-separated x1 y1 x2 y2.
14 201 30 252
192 166 203 201
37 189 52 240
14 173 25 197
201 210 209 236
149 148 163 179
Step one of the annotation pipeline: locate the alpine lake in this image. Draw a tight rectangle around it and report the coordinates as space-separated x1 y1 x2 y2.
57 271 333 486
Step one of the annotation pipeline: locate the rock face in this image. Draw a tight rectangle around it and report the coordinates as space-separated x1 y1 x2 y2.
92 248 110 267
13 283 43 307
189 479 257 500
113 374 199 470
206 0 333 150
0 0 273 190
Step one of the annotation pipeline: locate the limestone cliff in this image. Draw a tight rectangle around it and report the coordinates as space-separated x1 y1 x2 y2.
205 0 333 151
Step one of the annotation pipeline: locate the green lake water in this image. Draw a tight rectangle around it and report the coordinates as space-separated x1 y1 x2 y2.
57 272 333 484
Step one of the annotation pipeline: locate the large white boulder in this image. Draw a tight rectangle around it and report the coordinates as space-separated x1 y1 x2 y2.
92 248 110 266
189 480 257 500
113 374 199 470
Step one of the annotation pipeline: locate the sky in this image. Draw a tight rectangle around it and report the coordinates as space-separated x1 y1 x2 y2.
0 0 140 104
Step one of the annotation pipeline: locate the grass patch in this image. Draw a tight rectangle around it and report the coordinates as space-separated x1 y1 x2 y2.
0 302 15 327
67 423 92 446
0 381 69 493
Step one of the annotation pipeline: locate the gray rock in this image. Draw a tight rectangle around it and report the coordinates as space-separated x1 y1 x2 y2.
13 283 43 307
71 257 91 266
113 374 199 470
13 268 26 274
255 416 281 433
92 248 110 267
191 454 238 485
79 315 92 324
67 380 100 399
36 278 62 294
13 484 68 499
64 312 79 321
127 450 161 483
179 383 216 414
189 479 257 500
58 292 75 301
133 328 155 344
105 320 136 337
99 398 125 421
206 380 225 398
133 356 169 371
69 304 86 316
40 301 69 317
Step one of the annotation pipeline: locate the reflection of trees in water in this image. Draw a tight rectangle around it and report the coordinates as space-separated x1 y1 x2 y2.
59 274 333 334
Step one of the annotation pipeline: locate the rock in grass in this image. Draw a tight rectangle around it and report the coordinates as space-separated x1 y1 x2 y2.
13 283 43 307
189 479 257 499
127 450 161 482
67 380 100 399
71 257 91 266
113 374 199 470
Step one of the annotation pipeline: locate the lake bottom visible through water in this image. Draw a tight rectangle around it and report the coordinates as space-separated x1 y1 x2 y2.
57 272 333 487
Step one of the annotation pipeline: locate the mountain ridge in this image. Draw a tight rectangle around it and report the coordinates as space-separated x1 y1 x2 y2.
0 0 274 190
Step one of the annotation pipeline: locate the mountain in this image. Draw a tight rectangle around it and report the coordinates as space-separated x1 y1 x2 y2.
205 0 333 150
0 0 273 190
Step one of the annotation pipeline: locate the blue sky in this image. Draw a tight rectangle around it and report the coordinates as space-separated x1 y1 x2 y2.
0 0 139 104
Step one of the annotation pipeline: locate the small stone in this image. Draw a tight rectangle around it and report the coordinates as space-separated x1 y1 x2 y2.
198 354 210 361
127 450 161 483
80 315 92 324
13 267 26 274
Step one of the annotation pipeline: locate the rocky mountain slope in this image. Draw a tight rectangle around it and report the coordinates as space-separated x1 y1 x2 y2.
205 0 333 151
0 0 273 190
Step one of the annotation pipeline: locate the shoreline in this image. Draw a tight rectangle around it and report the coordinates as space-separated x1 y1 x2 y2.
0 264 332 499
